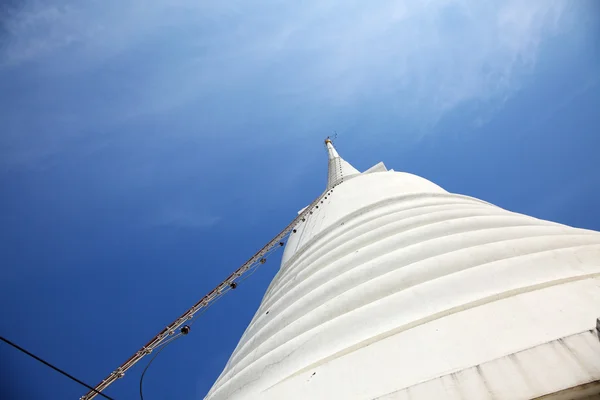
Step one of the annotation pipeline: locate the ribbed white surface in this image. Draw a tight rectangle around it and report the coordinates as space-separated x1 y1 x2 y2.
205 166 600 400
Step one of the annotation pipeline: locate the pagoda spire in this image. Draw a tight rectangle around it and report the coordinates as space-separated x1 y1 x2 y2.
325 138 360 189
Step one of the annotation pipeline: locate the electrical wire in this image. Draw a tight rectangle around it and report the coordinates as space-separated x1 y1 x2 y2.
154 332 183 349
137 282 232 399
238 263 262 283
0 335 115 400
2 223 289 400
139 333 184 400
138 236 288 400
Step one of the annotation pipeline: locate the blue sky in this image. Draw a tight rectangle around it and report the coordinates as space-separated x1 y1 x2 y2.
1 0 599 398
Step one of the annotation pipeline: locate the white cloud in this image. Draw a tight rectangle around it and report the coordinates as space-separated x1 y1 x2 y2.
150 207 221 229
0 0 582 168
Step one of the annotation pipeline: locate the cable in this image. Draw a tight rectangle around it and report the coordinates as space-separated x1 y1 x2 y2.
0 335 115 400
137 277 239 399
137 287 228 400
139 333 184 400
139 251 276 399
238 263 262 283
153 332 182 350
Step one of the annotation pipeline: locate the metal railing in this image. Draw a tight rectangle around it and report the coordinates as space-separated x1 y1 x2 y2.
80 189 329 399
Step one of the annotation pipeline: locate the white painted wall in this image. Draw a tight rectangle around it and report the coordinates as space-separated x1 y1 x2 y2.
205 153 600 400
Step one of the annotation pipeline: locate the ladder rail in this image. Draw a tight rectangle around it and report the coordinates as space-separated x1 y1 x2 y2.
80 189 328 400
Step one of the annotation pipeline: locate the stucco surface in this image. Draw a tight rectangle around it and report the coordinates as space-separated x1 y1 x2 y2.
206 154 600 400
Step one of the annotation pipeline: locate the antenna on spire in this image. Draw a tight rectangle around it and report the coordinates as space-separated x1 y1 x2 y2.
324 131 339 147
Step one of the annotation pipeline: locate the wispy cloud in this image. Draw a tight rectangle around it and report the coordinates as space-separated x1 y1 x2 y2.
0 0 581 169
150 207 221 229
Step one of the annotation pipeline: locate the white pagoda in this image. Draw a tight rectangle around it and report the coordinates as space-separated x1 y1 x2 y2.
206 140 600 400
